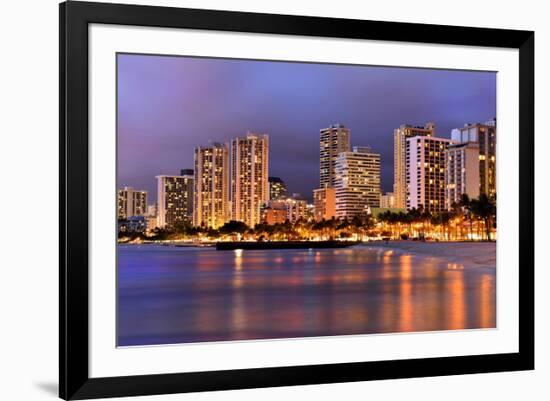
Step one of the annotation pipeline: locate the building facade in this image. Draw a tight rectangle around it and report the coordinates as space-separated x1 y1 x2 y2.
334 146 381 219
445 142 480 209
393 123 435 208
117 187 147 219
451 119 496 198
194 143 230 229
231 133 269 228
261 207 288 225
268 176 287 200
285 197 308 223
146 204 157 218
145 216 158 233
406 136 450 213
156 173 194 229
118 215 148 234
379 192 396 209
319 124 351 188
264 196 308 224
313 187 336 222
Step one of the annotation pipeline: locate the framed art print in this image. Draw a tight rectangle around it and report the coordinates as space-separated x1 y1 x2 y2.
59 1 534 399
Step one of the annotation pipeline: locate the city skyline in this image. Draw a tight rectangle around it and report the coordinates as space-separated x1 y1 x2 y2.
117 54 496 202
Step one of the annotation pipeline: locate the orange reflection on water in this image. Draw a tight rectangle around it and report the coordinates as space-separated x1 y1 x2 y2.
382 251 394 279
480 273 495 328
234 249 243 271
447 270 466 330
380 251 395 327
314 252 322 264
118 245 498 345
399 254 414 332
232 273 244 289
231 291 247 332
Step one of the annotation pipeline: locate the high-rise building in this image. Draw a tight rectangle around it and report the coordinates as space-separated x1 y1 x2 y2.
313 187 336 222
117 187 147 219
305 203 315 222
445 142 480 209
406 136 450 213
156 172 194 229
451 119 496 197
146 204 157 217
380 192 396 208
268 176 287 200
393 123 435 208
145 216 158 233
194 143 230 229
334 146 381 219
320 124 351 188
231 133 269 228
285 196 308 223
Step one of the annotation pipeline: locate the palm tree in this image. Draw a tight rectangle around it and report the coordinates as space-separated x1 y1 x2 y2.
219 220 248 240
408 207 423 238
459 194 474 240
378 211 401 239
377 211 391 237
449 201 463 240
397 212 410 239
433 211 452 241
470 194 496 241
421 208 432 240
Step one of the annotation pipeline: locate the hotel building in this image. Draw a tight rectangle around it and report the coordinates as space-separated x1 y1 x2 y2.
146 204 157 218
334 146 381 219
320 124 351 188
393 123 435 208
263 195 308 224
306 203 315 221
313 187 336 222
285 196 308 223
261 206 288 225
451 119 496 197
268 176 287 200
194 143 230 229
445 142 480 209
156 172 194 229
117 187 147 219
406 136 450 213
380 192 396 208
231 133 269 228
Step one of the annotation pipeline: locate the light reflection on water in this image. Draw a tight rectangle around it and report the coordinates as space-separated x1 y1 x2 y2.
117 245 496 346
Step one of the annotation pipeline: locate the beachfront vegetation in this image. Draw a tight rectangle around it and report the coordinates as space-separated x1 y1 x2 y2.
377 194 496 242
119 195 496 243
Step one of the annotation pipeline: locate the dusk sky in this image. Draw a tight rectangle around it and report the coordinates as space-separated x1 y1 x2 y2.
117 53 496 202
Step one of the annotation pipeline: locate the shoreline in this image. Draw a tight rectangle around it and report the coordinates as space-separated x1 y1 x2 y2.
364 241 496 268
118 240 496 269
216 240 358 250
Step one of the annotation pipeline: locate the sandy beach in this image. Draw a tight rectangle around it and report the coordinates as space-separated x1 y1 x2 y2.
365 241 496 269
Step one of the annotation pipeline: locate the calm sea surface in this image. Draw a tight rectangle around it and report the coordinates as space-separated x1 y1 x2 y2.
117 244 495 346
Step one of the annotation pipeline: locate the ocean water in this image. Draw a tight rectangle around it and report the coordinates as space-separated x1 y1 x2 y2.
117 244 496 346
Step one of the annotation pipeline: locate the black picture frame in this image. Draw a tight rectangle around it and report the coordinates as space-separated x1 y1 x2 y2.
59 1 534 399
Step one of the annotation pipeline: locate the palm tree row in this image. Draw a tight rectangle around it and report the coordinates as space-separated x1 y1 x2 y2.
377 194 496 241
146 215 376 242
131 194 495 243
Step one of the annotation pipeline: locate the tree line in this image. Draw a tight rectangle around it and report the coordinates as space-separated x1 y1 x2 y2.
120 194 496 242
377 194 496 241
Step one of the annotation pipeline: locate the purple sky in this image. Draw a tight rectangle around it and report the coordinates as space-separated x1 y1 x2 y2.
117 53 496 202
